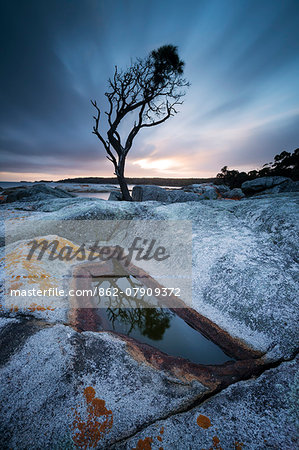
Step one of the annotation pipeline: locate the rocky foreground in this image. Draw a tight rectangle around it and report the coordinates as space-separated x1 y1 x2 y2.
0 187 298 449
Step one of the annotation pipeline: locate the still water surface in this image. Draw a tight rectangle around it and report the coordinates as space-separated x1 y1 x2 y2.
92 276 234 365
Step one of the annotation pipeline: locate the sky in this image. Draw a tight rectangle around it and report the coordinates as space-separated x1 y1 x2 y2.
0 0 298 181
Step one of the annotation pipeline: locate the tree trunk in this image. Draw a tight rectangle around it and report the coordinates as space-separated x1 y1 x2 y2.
117 160 132 201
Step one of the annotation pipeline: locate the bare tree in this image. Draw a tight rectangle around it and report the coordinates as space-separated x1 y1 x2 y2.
91 45 189 201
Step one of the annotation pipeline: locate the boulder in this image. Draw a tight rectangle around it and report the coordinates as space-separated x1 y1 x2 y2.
2 184 75 203
108 191 122 201
215 184 231 196
227 187 245 199
184 183 244 200
55 183 120 193
196 185 219 200
183 183 218 199
132 185 169 202
167 190 200 202
241 176 298 195
132 185 200 202
259 179 299 195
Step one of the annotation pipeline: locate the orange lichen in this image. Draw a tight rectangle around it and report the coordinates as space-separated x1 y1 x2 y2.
133 426 165 450
10 305 19 312
197 415 212 429
27 303 55 312
132 437 153 450
84 386 95 403
202 435 242 450
201 435 224 450
71 386 113 449
4 245 53 290
10 281 23 290
4 236 92 294
1 302 55 313
209 435 223 449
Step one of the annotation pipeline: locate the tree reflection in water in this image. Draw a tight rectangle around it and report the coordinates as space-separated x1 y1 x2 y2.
93 276 172 340
107 308 171 340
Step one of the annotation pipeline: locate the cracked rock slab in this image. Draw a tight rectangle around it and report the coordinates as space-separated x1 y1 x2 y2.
119 356 299 450
0 322 207 448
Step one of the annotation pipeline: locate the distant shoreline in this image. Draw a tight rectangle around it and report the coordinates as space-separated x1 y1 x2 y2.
47 177 217 187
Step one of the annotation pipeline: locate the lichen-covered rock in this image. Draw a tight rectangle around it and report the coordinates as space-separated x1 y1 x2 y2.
132 185 215 202
0 191 298 448
0 323 206 448
108 191 123 201
216 184 231 196
228 187 245 199
53 183 120 193
122 357 298 450
2 183 75 203
132 185 200 202
241 176 298 195
256 180 299 195
166 190 200 202
184 183 244 199
132 185 170 202
1 235 78 323
1 193 298 360
183 183 219 199
146 194 299 360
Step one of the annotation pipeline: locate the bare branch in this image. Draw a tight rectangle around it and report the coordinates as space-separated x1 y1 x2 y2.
91 100 108 149
91 100 118 169
140 102 172 128
91 45 189 201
